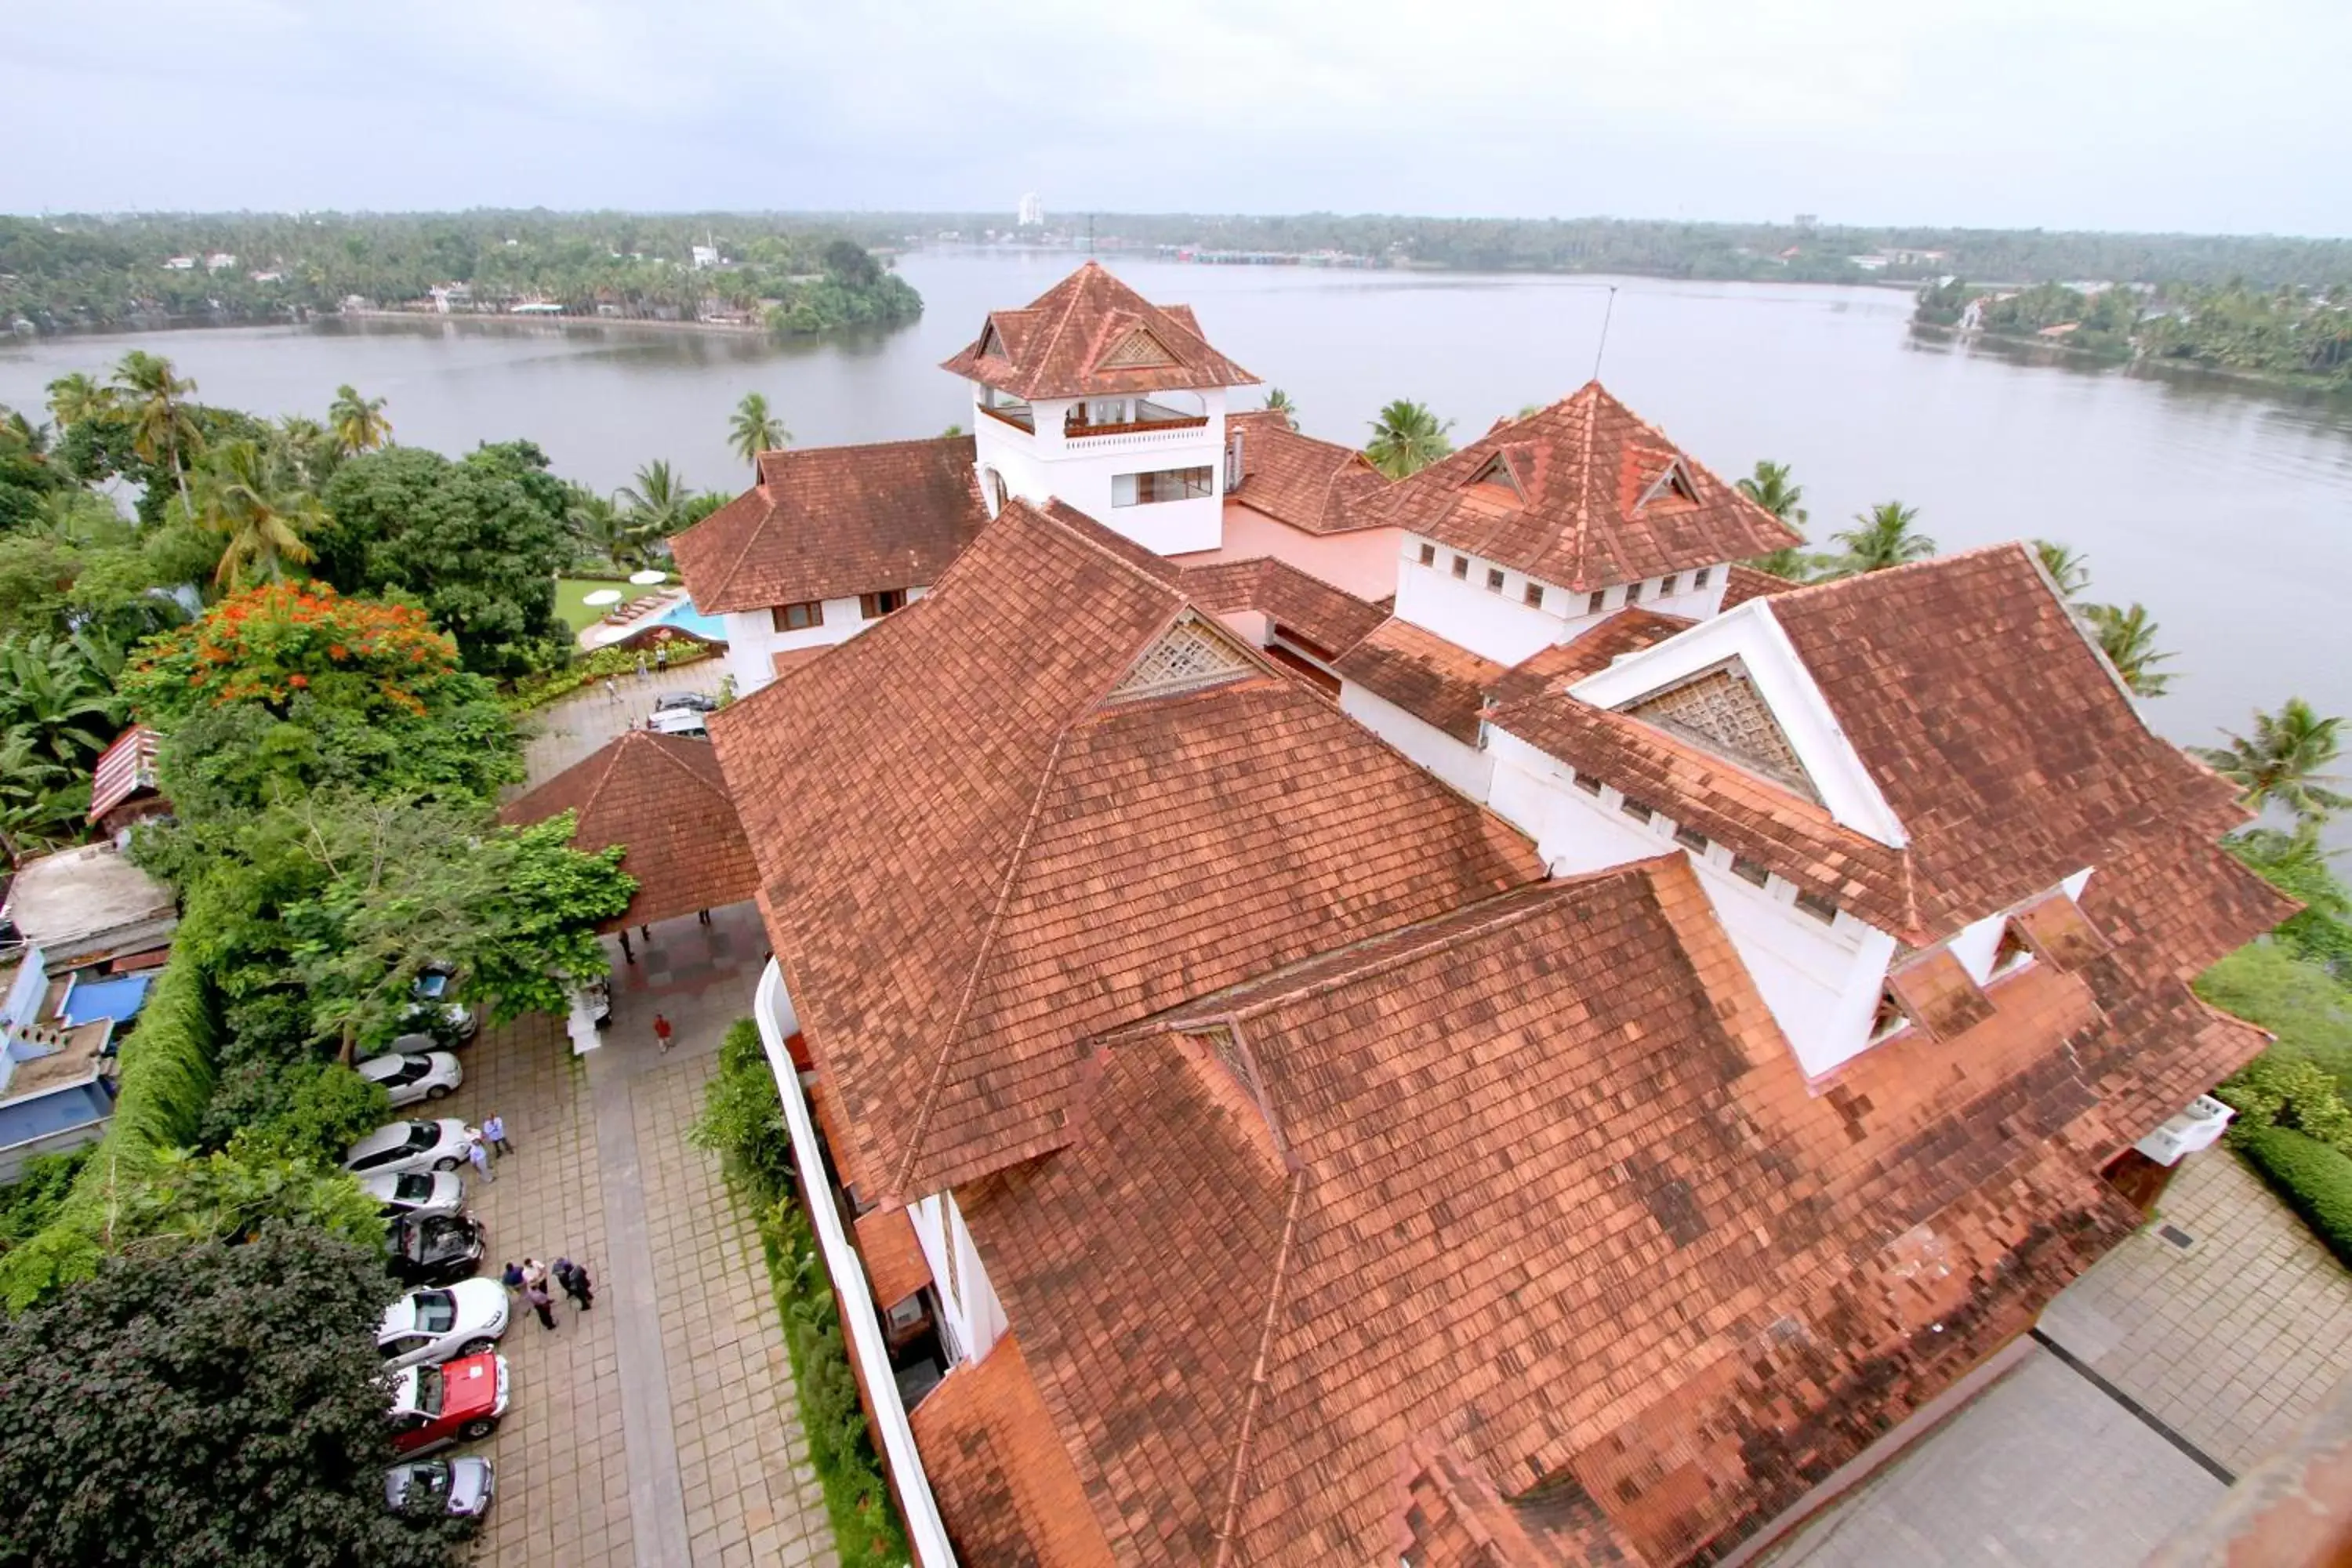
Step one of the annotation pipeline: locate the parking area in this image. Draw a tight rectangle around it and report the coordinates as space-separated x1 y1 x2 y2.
418 902 833 1566
518 662 724 785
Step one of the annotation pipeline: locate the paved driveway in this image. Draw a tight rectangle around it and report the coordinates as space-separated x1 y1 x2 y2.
518 662 726 786
430 902 833 1567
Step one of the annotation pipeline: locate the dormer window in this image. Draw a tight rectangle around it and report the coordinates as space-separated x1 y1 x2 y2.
978 321 1007 359
1869 990 1912 1044
1989 921 2037 980
1636 457 1700 510
1467 450 1526 503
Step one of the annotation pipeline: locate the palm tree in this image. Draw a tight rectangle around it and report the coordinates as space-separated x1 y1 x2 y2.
727 394 789 476
1821 502 1936 577
2082 602 2175 699
2034 539 2092 601
565 487 645 572
327 384 393 455
45 372 113 430
617 459 693 542
112 350 202 509
1737 460 1812 579
1263 388 1299 430
1364 399 1454 479
274 416 341 489
2194 699 2352 823
187 438 325 586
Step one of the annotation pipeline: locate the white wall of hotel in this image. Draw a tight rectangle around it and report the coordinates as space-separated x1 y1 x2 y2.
721 589 931 696
968 384 1229 557
752 961 961 1567
1338 684 1497 803
1393 534 1733 668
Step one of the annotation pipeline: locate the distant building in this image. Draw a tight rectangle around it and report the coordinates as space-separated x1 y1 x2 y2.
248 269 283 284
203 252 236 271
1847 253 1891 271
1794 212 1820 230
691 244 720 270
1016 192 1044 227
162 256 195 271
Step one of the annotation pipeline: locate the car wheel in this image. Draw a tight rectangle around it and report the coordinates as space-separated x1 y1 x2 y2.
426 1085 450 1101
434 1157 461 1172
459 1338 497 1357
459 1417 498 1441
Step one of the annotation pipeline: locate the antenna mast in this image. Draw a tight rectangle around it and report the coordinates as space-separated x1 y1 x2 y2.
1591 285 1619 382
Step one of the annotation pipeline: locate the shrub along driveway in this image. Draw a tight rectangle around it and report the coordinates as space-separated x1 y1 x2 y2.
434 906 833 1567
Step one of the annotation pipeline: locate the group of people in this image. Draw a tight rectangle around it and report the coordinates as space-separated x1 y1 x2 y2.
462 1113 510 1182
501 1255 595 1330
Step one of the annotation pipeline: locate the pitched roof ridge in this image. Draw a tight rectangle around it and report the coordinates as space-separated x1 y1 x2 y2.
1031 267 1096 397
1029 499 1189 603
637 729 731 802
1764 539 2036 609
887 721 1077 1202
564 735 630 822
1570 380 1601 586
1211 1163 1310 1566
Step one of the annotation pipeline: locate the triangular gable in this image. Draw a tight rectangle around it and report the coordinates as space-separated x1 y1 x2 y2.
1462 448 1527 503
1635 455 1700 510
978 318 1009 359
1619 656 1822 800
1106 612 1257 701
1098 325 1181 371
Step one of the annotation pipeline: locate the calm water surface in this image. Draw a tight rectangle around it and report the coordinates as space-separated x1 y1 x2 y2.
6 250 2350 768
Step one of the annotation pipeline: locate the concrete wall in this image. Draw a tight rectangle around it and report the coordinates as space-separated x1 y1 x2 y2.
971 386 1229 556
1337 684 1496 802
0 1104 111 1184
722 587 931 696
1394 533 1734 667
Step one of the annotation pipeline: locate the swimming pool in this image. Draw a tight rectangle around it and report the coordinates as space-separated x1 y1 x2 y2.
649 595 730 641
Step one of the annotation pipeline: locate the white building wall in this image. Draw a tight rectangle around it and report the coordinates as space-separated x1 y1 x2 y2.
970 387 1229 555
1487 728 1900 1079
1394 534 1737 668
1337 684 1495 801
906 1192 1007 1367
722 589 931 696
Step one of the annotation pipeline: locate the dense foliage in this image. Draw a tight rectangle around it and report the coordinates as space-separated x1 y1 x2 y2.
0 1223 474 1567
1917 278 2352 386
1 211 920 337
2232 1123 2352 1268
691 1021 911 1568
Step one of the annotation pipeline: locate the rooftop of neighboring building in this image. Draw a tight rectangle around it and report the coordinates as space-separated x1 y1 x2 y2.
668 434 986 615
937 853 2217 1565
939 261 1260 401
1367 382 1802 591
1176 555 1388 662
706 496 1541 1203
0 843 176 964
1222 409 1392 535
1330 617 1504 743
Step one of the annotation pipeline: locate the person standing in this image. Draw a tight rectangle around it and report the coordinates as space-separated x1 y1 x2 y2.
554 1257 594 1310
653 1012 674 1054
482 1112 513 1157
523 1276 557 1330
466 1132 493 1184
603 677 620 702
654 641 669 673
635 652 649 684
500 1261 525 1295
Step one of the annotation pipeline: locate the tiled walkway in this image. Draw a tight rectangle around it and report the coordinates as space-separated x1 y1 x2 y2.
434 905 828 1566
517 661 726 786
2038 1149 2352 1473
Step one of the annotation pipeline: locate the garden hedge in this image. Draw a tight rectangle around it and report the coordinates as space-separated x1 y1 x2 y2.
2234 1122 2352 1267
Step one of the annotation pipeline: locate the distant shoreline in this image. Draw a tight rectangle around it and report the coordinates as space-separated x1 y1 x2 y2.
335 308 767 336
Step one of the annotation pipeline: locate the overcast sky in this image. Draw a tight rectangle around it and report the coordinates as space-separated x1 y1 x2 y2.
5 0 2343 234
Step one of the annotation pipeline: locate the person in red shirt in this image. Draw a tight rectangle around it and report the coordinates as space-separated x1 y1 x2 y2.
653 1012 673 1054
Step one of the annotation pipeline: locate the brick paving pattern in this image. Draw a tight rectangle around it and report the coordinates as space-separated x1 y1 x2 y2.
519 661 725 788
419 900 826 1566
2038 1149 2352 1473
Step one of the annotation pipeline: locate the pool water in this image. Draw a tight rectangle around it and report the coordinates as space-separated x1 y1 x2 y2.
650 595 730 641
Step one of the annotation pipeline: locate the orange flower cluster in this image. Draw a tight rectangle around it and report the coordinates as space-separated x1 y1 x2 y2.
127 580 463 723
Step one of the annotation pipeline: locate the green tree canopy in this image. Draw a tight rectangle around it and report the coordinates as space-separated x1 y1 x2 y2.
318 441 571 677
1735 459 1812 579
728 392 788 477
1822 501 1935 576
2197 699 2352 825
1364 399 1454 479
0 1223 474 1568
2083 601 2175 699
328 383 394 456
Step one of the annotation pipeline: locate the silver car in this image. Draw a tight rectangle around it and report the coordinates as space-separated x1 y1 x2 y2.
385 1456 495 1518
377 1278 510 1371
356 1050 463 1108
359 1170 465 1221
343 1118 473 1178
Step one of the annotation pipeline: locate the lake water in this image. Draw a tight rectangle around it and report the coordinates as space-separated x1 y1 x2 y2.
6 249 2351 771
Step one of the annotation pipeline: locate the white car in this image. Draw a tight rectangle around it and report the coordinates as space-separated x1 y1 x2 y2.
344 1118 474 1179
377 1278 510 1371
357 1051 463 1108
360 1170 465 1221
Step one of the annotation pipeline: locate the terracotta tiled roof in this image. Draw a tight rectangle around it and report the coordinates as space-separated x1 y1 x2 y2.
669 435 986 615
908 1334 1115 1568
1491 545 2263 943
955 856 2161 1564
1363 383 1802 590
497 731 759 931
1719 561 1802 609
1330 619 1506 743
1224 410 1392 535
1178 557 1388 662
707 499 1539 1200
1488 608 1694 706
939 262 1259 401
851 1206 931 1309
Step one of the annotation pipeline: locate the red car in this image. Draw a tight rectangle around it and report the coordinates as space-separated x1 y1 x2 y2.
388 1352 509 1456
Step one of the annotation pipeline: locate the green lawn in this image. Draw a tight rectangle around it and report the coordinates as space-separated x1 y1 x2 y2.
555 575 675 633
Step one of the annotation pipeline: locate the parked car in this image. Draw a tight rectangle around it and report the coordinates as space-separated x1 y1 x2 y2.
393 963 479 1051
357 1050 463 1107
385 1213 488 1288
653 691 719 713
344 1118 473 1179
386 1456 495 1519
376 1277 510 1370
647 705 708 737
361 1170 465 1221
388 1352 509 1456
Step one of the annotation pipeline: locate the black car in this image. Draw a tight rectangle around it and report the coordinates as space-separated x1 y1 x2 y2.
652 691 719 713
385 1214 488 1288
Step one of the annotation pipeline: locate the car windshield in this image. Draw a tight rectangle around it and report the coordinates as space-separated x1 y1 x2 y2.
401 1123 437 1152
416 1366 445 1416
383 1058 428 1086
415 1291 456 1333
395 1173 430 1201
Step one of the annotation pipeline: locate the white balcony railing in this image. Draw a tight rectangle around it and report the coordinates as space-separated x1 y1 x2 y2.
753 960 959 1568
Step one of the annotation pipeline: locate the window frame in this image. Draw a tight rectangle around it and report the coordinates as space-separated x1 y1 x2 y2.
1693 566 1711 589
1451 554 1470 580
1417 542 1436 567
1793 888 1841 924
1486 567 1505 593
1624 580 1644 605
1524 582 1544 609
858 589 907 620
771 600 825 633
1587 590 1608 615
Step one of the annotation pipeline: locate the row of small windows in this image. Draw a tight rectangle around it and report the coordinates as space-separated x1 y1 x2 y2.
771 590 906 633
1415 544 1711 613
1568 766 1838 924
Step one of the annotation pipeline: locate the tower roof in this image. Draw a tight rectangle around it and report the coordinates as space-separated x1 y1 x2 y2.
940 261 1260 401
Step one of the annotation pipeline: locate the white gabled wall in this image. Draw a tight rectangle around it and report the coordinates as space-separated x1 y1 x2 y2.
722 588 931 696
1487 727 1900 1079
906 1192 1007 1367
1337 684 1495 801
1394 532 1735 667
971 386 1229 555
